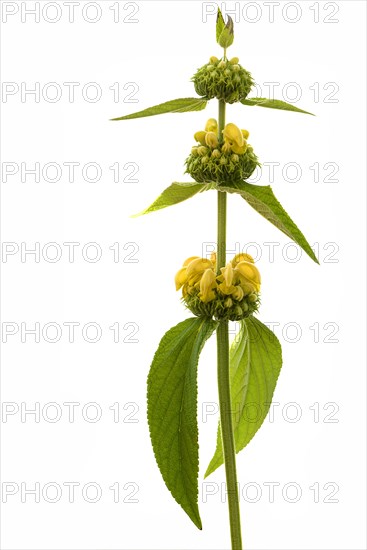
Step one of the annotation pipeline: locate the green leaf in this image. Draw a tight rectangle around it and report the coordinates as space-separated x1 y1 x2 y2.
147 317 218 528
111 97 208 121
132 181 211 217
216 8 226 42
205 317 282 477
216 11 234 49
241 97 314 116
221 181 319 263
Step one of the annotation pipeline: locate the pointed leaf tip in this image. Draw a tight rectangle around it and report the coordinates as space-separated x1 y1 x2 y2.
216 8 234 48
111 97 208 121
131 181 211 217
241 97 315 116
221 181 319 264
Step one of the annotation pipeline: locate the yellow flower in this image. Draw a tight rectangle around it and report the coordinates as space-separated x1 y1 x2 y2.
194 131 207 146
205 132 218 148
217 263 237 295
175 256 200 290
199 268 217 303
185 257 213 286
234 260 261 294
223 123 248 155
175 268 188 291
205 118 218 133
193 120 219 150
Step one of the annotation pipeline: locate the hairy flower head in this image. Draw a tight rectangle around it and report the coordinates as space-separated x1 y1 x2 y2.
175 253 261 320
186 120 259 185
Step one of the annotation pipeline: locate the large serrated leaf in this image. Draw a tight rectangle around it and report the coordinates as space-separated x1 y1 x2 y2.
241 97 314 116
147 317 217 528
205 317 282 477
132 181 211 217
111 97 208 121
221 181 319 263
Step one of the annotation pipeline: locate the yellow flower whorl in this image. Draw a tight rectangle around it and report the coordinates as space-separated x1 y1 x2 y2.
175 253 261 321
186 119 259 185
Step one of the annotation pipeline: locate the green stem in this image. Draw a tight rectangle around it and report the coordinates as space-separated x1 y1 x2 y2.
217 99 243 550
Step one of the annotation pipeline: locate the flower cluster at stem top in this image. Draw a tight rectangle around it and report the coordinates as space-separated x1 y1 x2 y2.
192 56 254 103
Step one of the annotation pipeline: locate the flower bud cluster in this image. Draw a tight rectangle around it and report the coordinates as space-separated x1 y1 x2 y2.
192 56 254 103
175 253 261 321
185 119 259 184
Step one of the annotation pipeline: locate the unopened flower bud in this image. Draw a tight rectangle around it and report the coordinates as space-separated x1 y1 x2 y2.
229 57 239 64
231 154 239 163
234 305 243 317
224 297 233 308
212 148 221 158
232 286 244 301
205 132 218 148
210 56 219 64
197 146 208 156
241 129 250 140
221 142 232 154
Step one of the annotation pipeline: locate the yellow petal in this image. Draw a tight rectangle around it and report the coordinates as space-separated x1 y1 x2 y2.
205 118 218 133
223 123 244 147
194 131 207 146
235 261 261 291
221 263 234 287
205 132 218 148
183 256 200 267
232 253 255 267
231 141 248 155
218 282 237 296
186 258 213 278
175 267 187 291
241 129 250 140
187 272 203 286
199 269 217 303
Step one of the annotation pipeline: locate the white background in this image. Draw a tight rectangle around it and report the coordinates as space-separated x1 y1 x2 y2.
0 1 366 549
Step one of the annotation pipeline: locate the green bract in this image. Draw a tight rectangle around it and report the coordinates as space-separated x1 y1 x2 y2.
183 288 259 322
185 143 259 184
